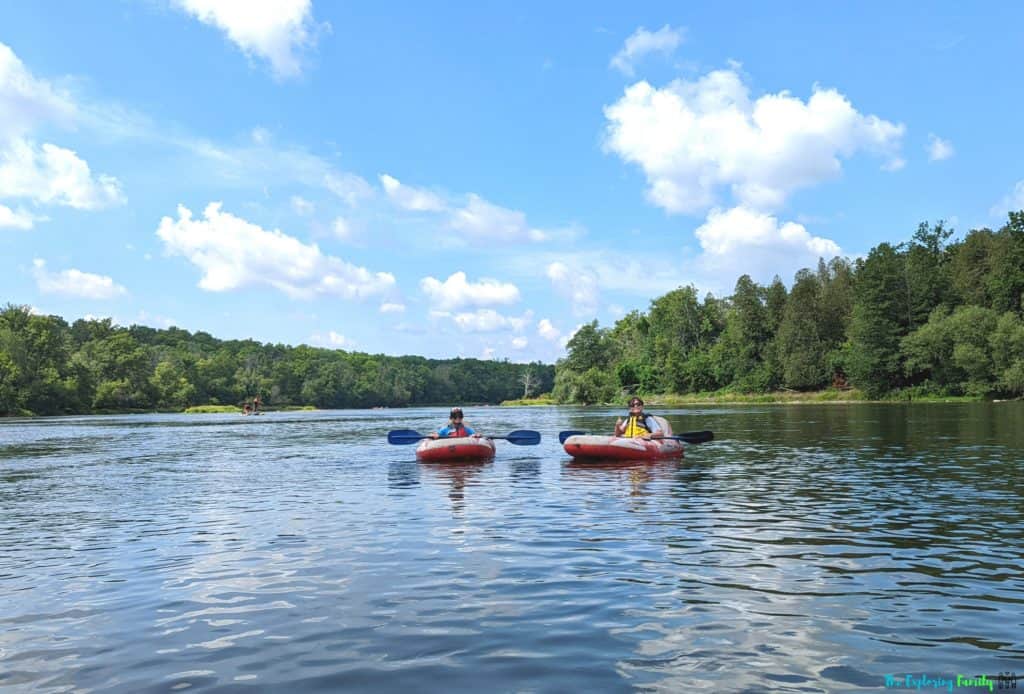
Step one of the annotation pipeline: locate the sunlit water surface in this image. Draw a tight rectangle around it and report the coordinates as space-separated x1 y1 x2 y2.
2 404 1022 692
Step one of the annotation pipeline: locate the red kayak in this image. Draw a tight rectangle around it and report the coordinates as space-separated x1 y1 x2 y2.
416 436 496 462
562 435 683 461
562 416 683 461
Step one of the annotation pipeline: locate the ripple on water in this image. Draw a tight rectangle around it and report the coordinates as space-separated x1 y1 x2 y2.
0 405 1022 691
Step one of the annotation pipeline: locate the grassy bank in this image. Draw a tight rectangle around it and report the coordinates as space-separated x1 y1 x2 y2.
184 405 240 414
500 395 557 406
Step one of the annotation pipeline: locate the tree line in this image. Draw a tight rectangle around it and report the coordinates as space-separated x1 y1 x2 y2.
554 211 1024 402
0 309 554 415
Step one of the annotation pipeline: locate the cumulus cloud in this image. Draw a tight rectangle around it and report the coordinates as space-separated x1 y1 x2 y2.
174 0 322 79
546 261 599 316
310 330 354 349
431 308 532 333
379 302 406 313
511 336 528 350
0 42 125 217
449 194 548 243
537 318 561 342
604 67 905 213
32 258 127 299
0 203 35 229
156 202 395 299
991 181 1024 217
379 173 446 212
420 271 521 311
691 206 842 287
610 25 684 77
927 133 954 162
0 140 125 209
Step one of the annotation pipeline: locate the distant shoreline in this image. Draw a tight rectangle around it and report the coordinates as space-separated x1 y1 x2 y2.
501 391 1015 406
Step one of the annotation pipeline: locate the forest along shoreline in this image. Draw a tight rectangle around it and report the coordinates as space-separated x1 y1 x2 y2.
3 212 1024 417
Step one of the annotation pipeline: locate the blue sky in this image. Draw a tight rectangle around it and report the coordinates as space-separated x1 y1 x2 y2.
2 1 1023 363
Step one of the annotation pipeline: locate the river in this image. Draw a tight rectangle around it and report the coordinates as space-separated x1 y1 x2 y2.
1 404 1022 692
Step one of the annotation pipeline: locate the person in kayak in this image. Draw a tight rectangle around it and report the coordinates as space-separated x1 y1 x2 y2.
429 407 482 439
614 397 664 439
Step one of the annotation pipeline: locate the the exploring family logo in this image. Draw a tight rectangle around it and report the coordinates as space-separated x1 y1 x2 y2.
884 672 1018 691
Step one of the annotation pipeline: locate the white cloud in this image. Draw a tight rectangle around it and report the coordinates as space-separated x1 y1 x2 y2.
610 25 684 77
604 68 905 214
991 181 1024 217
695 206 841 257
608 304 626 318
156 202 395 299
420 271 521 310
546 261 599 316
379 302 406 313
690 206 843 290
448 193 547 243
0 43 124 215
433 308 532 333
332 216 354 242
537 318 561 342
927 133 954 162
0 139 125 209
309 331 355 349
379 173 446 212
0 203 35 229
175 0 322 79
324 172 373 206
0 42 76 138
291 194 314 215
481 347 496 360
511 336 528 350
32 259 127 299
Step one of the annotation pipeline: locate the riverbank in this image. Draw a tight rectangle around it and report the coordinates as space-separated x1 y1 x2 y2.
499 389 998 406
184 404 318 414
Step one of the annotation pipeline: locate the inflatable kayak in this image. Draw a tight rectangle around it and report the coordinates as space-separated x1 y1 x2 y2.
416 436 496 462
562 416 683 461
562 435 683 460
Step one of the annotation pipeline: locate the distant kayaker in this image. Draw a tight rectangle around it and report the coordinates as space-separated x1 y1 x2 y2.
614 397 663 439
430 407 481 439
252 395 261 413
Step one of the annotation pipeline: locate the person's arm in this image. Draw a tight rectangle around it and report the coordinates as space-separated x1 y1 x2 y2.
646 416 663 439
431 426 449 440
614 416 625 437
464 425 479 437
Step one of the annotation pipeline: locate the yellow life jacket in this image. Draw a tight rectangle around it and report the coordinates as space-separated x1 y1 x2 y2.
623 414 651 438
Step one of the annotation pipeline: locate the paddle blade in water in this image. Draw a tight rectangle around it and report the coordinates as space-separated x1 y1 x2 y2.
673 430 714 444
388 429 426 445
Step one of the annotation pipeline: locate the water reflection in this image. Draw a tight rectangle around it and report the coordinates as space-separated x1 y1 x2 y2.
1 404 1022 692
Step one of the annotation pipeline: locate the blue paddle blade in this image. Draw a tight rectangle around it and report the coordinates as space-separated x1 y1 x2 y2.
387 429 426 444
500 430 541 445
558 430 587 444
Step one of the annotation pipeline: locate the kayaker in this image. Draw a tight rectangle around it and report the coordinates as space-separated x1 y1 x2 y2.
429 407 481 439
614 397 664 439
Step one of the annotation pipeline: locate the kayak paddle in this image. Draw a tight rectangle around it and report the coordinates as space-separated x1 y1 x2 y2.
388 429 541 445
558 429 714 445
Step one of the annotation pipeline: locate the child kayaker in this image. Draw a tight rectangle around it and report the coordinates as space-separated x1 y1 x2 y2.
614 397 664 439
429 407 482 439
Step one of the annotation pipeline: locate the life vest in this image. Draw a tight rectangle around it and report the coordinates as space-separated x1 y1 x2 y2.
622 414 652 438
444 423 470 437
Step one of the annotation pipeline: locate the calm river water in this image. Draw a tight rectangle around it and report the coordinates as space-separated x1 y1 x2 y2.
1 404 1022 692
